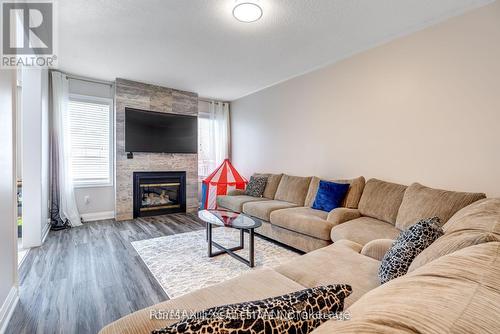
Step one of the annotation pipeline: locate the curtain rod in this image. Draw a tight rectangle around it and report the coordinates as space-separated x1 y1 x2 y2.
52 70 114 87
66 75 114 87
198 98 230 104
53 71 223 100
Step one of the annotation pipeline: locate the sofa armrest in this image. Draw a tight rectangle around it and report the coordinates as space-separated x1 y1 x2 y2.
327 208 362 227
360 239 395 261
333 239 364 253
227 189 246 196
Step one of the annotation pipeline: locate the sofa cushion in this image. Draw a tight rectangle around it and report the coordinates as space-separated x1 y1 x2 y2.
358 179 407 225
216 195 268 213
256 221 331 253
155 285 352 334
227 189 245 196
408 198 500 272
243 200 297 221
395 182 486 230
99 268 305 334
443 198 500 235
312 180 350 212
331 217 400 245
311 242 500 334
327 208 362 227
361 239 395 261
305 176 366 209
244 175 267 197
274 174 312 206
270 207 332 241
274 241 381 309
378 217 443 284
254 173 283 199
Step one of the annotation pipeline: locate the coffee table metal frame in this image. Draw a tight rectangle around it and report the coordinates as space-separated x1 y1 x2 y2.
199 210 261 268
206 223 256 267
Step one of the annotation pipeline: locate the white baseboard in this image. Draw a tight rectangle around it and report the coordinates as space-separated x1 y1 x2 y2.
0 287 19 334
41 220 50 243
17 248 30 268
81 211 115 222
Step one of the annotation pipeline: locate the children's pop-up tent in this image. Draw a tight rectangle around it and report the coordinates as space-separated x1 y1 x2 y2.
201 159 247 210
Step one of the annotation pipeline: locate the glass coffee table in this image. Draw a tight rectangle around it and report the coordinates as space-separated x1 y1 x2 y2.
198 209 262 268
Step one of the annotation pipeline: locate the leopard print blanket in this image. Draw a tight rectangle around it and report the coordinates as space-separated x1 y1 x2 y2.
152 284 352 334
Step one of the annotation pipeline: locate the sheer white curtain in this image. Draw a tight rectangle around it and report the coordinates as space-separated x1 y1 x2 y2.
51 71 81 226
198 101 230 178
209 101 230 165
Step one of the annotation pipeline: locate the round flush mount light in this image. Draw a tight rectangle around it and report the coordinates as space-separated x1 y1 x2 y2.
233 2 263 23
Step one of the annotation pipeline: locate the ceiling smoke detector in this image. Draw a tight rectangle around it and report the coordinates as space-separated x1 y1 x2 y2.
233 2 263 23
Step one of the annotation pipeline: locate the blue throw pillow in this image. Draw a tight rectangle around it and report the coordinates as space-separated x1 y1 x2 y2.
312 180 350 212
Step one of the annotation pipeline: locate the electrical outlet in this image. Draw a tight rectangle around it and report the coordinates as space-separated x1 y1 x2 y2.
84 195 90 205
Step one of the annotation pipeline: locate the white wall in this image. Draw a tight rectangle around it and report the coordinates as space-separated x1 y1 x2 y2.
15 69 22 180
69 78 115 220
22 68 50 248
0 69 18 332
231 1 500 197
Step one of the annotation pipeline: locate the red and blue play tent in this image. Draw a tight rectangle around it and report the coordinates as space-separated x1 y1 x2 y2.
201 159 247 209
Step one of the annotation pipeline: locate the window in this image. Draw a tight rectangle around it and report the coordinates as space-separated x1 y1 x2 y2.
68 96 113 186
198 105 214 179
197 100 230 180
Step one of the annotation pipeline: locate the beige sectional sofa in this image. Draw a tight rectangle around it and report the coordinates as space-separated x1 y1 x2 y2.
217 174 484 253
217 174 366 252
100 197 500 334
330 178 486 245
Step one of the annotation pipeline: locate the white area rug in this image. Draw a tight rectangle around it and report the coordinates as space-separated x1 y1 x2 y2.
132 228 300 298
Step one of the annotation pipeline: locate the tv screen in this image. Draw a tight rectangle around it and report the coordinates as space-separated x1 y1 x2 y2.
125 108 198 154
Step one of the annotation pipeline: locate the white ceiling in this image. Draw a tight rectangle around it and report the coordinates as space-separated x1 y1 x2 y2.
58 0 493 101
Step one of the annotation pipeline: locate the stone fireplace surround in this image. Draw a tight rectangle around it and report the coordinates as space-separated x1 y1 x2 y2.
115 78 199 221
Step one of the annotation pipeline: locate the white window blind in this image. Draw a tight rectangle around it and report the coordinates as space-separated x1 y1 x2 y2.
68 98 112 186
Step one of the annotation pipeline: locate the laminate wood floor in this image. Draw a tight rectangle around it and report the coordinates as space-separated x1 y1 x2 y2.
5 213 205 334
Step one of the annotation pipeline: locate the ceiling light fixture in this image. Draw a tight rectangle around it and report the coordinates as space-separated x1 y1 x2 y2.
233 2 263 23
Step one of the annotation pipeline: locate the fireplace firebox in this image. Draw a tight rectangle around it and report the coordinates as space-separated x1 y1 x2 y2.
133 171 186 218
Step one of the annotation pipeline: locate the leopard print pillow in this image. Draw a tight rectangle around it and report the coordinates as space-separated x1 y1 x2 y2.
245 176 268 197
378 217 444 284
152 285 352 334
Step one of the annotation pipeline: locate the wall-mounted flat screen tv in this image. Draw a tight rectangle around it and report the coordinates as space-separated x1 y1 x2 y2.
125 108 198 154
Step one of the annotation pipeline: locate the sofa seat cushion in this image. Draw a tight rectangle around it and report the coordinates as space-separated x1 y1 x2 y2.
408 198 500 271
274 240 381 309
331 217 400 245
274 174 312 206
311 242 500 334
99 268 305 334
243 200 297 221
305 176 366 209
216 195 268 213
270 207 333 241
395 182 486 230
256 221 331 253
358 179 407 225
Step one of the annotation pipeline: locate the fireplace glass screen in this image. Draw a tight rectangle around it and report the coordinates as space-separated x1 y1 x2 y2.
133 171 186 217
140 182 180 212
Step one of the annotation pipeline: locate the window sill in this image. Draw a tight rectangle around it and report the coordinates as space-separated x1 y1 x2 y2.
74 183 113 189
